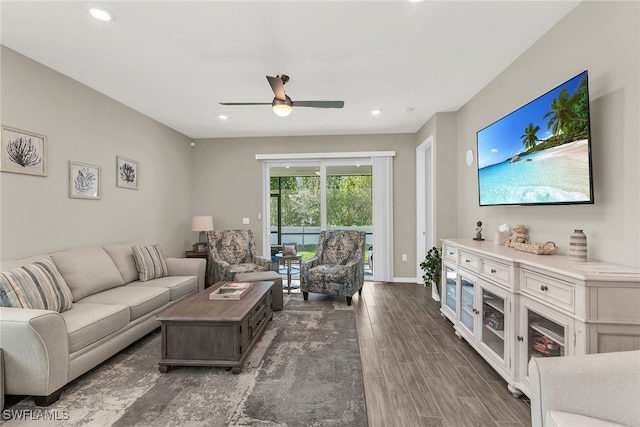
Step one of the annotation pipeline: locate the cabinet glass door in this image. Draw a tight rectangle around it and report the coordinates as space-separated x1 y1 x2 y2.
480 289 505 359
444 265 457 313
460 275 475 332
528 309 566 360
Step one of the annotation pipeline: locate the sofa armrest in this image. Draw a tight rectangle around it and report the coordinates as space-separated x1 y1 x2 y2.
0 307 69 397
529 351 640 427
165 257 206 291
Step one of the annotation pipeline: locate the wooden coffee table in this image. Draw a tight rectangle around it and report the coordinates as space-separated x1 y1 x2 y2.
156 280 274 374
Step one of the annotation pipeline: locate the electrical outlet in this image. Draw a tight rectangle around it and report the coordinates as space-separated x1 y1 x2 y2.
242 217 250 225
402 254 407 262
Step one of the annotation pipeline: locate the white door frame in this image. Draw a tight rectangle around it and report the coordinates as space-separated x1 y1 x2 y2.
416 135 438 300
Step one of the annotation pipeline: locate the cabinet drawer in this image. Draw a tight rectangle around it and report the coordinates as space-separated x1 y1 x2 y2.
521 270 575 313
443 244 458 261
482 259 512 288
459 251 481 271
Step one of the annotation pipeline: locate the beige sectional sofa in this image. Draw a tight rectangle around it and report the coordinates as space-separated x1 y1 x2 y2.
0 241 205 406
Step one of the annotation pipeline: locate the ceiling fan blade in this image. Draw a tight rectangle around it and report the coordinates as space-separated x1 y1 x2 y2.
219 102 271 105
266 76 286 101
291 101 345 108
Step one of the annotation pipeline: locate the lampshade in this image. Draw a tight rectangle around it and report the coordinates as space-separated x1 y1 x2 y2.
191 216 214 232
272 104 292 117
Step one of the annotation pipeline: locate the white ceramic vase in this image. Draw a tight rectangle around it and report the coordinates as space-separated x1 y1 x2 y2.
569 229 587 262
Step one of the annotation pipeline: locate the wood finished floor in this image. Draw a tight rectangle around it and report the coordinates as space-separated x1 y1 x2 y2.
353 282 531 427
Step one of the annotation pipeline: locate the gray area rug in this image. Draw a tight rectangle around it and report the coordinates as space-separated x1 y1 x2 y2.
3 294 368 426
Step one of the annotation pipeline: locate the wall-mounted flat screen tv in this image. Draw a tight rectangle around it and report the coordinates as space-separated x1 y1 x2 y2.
476 70 594 206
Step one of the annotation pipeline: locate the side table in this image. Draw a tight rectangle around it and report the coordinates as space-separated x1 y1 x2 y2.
185 250 210 287
275 253 302 294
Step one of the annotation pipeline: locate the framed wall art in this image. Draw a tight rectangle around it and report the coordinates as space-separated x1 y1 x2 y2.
69 161 101 200
116 156 139 189
1 125 48 176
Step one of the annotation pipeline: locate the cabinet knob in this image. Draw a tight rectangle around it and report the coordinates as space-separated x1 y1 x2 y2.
491 269 497 274
465 259 471 263
517 336 524 342
540 285 549 291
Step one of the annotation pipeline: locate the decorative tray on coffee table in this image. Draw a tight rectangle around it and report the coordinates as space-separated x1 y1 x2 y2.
209 282 254 300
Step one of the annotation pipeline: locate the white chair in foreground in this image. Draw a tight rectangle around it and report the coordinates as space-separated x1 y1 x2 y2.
529 350 640 427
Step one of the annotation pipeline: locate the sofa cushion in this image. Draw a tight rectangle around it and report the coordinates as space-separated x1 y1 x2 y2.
128 276 198 301
77 285 170 320
0 259 74 312
50 246 124 301
132 244 169 281
545 411 628 427
61 303 130 353
103 241 146 284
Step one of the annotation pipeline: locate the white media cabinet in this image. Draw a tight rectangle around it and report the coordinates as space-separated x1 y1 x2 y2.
439 238 640 398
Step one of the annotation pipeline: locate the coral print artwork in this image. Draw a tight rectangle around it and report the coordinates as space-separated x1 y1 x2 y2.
116 156 139 189
69 161 101 200
1 126 48 176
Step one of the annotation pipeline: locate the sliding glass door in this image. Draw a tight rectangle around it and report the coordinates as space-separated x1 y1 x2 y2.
260 151 394 282
268 161 373 276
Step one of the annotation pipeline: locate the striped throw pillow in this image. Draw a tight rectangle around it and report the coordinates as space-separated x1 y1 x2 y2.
0 259 74 312
132 244 169 281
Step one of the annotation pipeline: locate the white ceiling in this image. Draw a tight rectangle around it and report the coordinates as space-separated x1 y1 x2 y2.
1 1 580 139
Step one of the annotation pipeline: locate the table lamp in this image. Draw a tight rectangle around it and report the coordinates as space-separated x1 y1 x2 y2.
191 216 214 244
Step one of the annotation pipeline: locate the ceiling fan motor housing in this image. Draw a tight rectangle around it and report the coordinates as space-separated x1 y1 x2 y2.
272 95 292 107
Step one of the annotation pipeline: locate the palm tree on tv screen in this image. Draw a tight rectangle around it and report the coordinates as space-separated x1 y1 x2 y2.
521 122 540 150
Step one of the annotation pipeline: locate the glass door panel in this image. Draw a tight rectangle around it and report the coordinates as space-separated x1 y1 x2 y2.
325 164 373 276
460 276 475 332
269 167 321 258
444 265 457 312
528 309 565 360
481 289 505 359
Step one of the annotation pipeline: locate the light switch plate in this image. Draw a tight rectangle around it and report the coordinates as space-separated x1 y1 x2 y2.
242 217 250 225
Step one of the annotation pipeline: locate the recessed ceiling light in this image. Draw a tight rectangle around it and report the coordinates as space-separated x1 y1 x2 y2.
218 114 228 120
89 6 115 22
371 109 382 115
409 0 423 3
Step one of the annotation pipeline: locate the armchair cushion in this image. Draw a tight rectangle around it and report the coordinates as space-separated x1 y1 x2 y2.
545 411 628 427
0 259 73 312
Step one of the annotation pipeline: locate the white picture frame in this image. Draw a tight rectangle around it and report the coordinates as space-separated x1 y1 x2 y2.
69 161 101 200
1 125 48 176
116 155 139 189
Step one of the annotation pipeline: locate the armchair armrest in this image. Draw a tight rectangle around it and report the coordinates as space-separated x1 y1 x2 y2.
300 257 319 286
529 351 640 427
253 255 275 271
165 257 206 291
0 307 69 397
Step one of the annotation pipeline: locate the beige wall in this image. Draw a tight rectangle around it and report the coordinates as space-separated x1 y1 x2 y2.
0 46 194 259
454 1 640 267
191 134 418 278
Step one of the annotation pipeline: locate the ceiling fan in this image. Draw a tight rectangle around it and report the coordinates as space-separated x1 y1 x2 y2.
220 75 344 117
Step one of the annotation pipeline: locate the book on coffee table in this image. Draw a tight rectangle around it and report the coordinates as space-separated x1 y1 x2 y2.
209 282 254 300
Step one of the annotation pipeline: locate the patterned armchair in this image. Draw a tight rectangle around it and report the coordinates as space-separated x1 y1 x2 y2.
207 230 275 286
300 230 366 306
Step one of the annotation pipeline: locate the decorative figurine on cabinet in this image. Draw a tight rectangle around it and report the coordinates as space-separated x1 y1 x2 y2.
504 224 528 247
473 221 484 241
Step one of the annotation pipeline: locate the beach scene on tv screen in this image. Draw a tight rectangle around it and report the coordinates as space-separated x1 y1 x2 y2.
477 71 591 206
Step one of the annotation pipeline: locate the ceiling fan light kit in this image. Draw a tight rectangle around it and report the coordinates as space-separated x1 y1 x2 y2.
272 102 293 117
220 74 344 117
